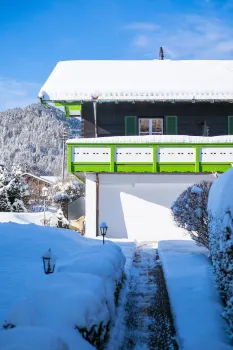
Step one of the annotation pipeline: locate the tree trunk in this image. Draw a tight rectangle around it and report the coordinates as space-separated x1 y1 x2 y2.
61 200 69 219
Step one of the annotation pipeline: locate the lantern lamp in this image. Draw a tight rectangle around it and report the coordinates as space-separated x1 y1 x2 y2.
42 248 56 274
99 222 108 245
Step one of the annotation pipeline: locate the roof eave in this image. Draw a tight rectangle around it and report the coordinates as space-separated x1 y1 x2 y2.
39 97 233 104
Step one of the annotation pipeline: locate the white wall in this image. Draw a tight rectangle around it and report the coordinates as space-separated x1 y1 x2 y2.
85 173 215 241
85 173 97 238
98 174 215 241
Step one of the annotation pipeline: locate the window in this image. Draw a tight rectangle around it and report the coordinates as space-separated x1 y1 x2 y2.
139 118 163 135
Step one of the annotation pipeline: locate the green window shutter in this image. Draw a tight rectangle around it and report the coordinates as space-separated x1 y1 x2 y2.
228 116 233 135
165 116 178 135
125 116 137 135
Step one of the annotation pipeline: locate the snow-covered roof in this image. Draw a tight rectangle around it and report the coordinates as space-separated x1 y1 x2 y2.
22 173 57 185
39 60 233 102
40 176 58 184
67 135 233 144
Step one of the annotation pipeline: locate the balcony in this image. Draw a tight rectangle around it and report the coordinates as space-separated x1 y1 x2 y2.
67 135 233 174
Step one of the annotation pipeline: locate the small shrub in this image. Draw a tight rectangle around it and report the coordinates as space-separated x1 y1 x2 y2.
3 321 15 330
56 209 69 229
75 321 110 350
171 181 212 249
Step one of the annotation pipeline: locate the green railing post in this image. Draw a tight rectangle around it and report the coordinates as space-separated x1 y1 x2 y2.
67 146 72 173
152 145 157 172
195 146 200 172
110 146 115 172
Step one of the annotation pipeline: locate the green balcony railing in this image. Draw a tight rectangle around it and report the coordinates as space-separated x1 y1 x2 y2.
67 140 233 174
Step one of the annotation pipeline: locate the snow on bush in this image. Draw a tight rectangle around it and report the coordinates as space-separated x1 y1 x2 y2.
0 164 29 212
53 176 84 219
171 180 212 249
208 168 233 338
0 223 125 349
56 209 69 229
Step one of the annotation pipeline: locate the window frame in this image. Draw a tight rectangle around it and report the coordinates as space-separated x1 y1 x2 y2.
138 118 163 135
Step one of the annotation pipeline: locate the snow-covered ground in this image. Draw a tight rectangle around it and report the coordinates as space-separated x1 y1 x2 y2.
0 212 231 349
105 238 136 349
0 223 125 350
0 212 53 225
158 240 232 350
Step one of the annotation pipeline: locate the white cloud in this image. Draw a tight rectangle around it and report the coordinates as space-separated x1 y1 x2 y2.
124 22 159 31
215 40 233 53
125 15 233 60
0 78 40 111
133 34 151 48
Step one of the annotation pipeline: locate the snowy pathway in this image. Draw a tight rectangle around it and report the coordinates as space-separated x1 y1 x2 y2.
120 242 178 350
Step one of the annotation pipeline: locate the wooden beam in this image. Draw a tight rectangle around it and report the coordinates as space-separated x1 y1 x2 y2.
93 101 98 138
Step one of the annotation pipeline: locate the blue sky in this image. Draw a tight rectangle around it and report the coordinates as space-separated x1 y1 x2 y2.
0 0 233 110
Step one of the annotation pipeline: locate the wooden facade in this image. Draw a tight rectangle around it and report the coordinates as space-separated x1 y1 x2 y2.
81 102 233 138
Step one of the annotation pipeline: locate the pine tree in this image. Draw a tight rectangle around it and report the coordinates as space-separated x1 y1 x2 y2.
0 164 29 212
0 164 9 187
10 165 28 212
0 187 11 212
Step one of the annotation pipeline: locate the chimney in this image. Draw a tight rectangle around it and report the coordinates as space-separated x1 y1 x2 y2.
159 47 164 60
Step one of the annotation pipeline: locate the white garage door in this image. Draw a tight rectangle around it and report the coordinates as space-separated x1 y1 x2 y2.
99 174 214 241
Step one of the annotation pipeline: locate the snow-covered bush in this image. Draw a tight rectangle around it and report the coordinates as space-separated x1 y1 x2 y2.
208 168 233 338
53 177 84 219
171 181 212 249
0 164 29 212
56 209 69 229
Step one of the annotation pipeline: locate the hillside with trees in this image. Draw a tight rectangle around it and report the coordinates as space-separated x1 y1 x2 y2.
0 103 80 176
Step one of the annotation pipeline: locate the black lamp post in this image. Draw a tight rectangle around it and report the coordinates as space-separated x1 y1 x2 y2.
42 248 56 274
99 222 108 245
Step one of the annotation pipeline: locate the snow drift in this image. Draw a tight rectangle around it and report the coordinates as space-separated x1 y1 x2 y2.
0 223 125 349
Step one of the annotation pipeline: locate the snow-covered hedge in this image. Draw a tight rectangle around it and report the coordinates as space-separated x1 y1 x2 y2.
208 168 233 338
0 223 125 349
171 181 212 249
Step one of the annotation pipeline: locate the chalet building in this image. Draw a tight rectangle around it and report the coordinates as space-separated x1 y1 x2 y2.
22 173 57 190
22 173 58 203
39 59 233 239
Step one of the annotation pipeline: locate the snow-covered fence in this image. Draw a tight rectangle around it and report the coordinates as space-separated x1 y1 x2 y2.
171 181 212 249
208 168 233 338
